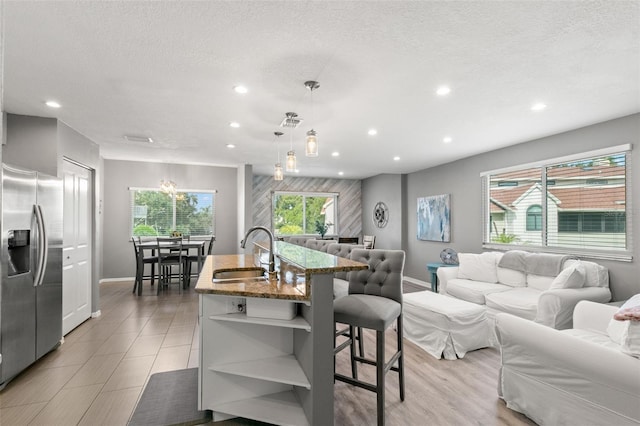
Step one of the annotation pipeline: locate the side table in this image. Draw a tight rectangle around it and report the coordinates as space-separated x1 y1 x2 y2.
426 262 458 293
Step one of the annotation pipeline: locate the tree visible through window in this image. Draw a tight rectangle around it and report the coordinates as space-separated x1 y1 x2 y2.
273 192 337 236
482 145 631 258
130 189 215 237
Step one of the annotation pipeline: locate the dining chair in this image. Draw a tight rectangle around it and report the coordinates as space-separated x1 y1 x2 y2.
363 235 376 249
156 237 185 294
184 236 215 285
131 237 158 295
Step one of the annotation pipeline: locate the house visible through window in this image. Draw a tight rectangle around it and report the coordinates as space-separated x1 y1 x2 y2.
273 191 338 236
482 145 632 259
130 188 215 237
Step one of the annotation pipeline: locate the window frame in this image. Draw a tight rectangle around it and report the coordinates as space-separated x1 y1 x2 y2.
129 187 217 238
481 144 633 261
272 191 339 237
526 205 543 231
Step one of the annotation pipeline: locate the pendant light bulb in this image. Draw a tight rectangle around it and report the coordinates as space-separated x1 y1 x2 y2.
274 163 284 181
305 129 318 157
286 151 296 172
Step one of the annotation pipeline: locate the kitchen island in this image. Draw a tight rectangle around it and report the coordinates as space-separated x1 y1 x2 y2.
195 241 368 426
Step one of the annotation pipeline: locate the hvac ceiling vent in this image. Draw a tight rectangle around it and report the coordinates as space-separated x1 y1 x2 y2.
279 112 303 129
124 135 154 143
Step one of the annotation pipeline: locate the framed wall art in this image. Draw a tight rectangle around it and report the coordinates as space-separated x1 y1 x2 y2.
417 194 450 242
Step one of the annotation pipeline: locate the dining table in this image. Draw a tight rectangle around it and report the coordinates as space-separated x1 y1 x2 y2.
136 239 207 295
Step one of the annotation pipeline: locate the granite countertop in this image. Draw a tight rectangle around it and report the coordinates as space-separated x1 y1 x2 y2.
194 241 368 301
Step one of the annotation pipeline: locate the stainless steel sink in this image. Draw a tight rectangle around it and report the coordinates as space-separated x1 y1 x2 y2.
212 268 267 284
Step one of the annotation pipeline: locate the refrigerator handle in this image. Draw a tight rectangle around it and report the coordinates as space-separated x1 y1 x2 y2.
33 204 48 286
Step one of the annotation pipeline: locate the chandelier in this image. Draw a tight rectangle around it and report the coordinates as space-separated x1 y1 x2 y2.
160 179 177 195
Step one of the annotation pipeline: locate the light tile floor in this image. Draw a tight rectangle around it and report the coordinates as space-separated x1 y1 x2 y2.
0 280 199 425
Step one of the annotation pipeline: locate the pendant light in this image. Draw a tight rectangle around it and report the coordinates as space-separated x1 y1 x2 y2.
273 131 284 181
285 112 297 172
304 80 320 157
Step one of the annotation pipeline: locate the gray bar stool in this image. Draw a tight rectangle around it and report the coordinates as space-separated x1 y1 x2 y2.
334 248 405 426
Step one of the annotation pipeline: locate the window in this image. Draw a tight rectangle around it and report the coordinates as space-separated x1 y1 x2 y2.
526 205 542 231
130 188 215 237
273 191 338 236
482 144 632 260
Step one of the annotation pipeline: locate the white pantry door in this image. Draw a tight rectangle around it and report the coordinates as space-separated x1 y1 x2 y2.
62 160 92 335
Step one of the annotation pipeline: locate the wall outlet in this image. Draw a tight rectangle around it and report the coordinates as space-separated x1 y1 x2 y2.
227 297 246 313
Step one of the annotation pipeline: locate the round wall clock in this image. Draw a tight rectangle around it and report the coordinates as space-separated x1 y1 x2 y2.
372 201 389 228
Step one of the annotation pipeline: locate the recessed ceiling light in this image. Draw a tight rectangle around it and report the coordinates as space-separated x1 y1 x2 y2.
436 86 451 96
338 171 344 176
332 151 340 157
368 129 378 136
226 144 235 149
393 156 400 161
294 169 300 173
233 85 248 94
45 100 61 108
531 103 547 111
229 122 240 128
443 136 453 143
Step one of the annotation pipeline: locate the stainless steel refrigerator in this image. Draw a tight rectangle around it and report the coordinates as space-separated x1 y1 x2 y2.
0 163 63 389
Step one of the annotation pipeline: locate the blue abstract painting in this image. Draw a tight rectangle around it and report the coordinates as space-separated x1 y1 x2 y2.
417 194 450 242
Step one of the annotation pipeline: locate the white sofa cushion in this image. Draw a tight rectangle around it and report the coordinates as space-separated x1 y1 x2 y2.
446 278 511 305
497 266 527 287
527 273 555 291
549 263 586 289
485 287 541 320
563 259 609 288
563 328 622 351
457 252 499 283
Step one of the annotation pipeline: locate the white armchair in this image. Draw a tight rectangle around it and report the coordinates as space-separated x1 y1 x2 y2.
496 301 640 425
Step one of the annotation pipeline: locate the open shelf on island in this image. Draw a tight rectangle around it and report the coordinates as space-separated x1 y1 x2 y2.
208 312 311 331
212 390 309 426
209 354 311 389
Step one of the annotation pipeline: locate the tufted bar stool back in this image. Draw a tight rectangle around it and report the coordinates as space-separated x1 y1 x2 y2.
326 243 365 281
334 248 406 426
304 238 334 252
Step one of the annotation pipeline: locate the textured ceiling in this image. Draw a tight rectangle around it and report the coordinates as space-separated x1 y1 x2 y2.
2 1 639 179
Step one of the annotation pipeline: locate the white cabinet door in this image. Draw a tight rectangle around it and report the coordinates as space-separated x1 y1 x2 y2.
62 160 92 335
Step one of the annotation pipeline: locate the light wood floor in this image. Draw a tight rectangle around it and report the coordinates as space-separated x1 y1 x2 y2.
0 280 536 426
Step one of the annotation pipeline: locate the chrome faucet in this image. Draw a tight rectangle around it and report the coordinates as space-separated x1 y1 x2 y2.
240 226 277 281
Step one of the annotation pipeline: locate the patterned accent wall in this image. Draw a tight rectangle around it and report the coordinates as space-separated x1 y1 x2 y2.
253 175 362 238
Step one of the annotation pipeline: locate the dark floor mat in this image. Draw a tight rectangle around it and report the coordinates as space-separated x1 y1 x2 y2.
128 368 211 426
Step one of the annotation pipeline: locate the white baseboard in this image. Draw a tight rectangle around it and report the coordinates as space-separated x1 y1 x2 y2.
99 277 135 283
91 310 101 318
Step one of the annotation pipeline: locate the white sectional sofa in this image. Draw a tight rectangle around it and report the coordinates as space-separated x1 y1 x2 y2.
437 251 611 329
496 301 640 425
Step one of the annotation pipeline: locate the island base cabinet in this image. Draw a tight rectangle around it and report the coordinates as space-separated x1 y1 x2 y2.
199 294 311 426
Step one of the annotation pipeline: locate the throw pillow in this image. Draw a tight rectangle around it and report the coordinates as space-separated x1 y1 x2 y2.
457 252 498 283
549 263 586 290
607 294 640 358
